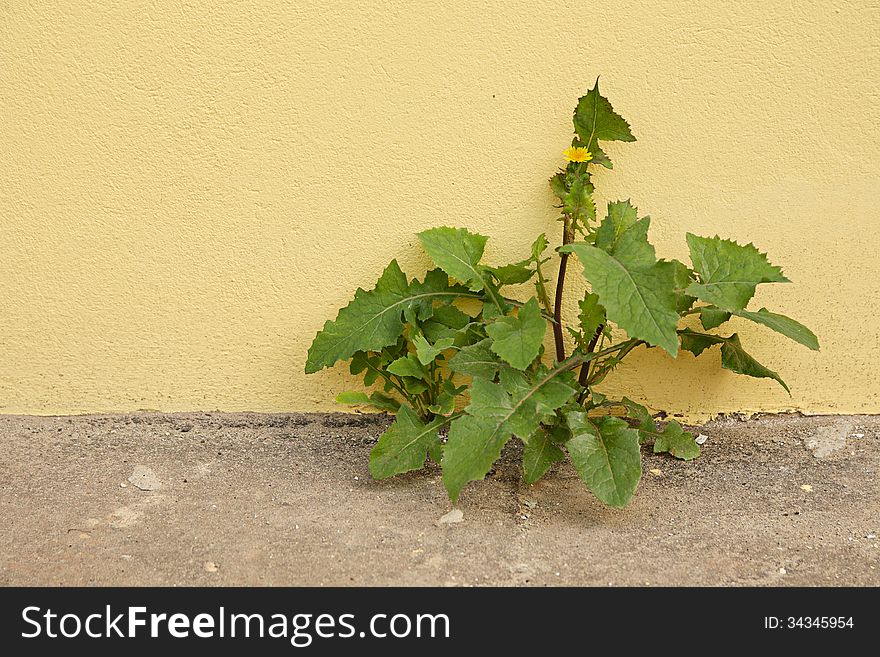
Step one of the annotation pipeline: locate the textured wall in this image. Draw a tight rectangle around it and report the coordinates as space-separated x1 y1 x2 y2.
1 1 878 418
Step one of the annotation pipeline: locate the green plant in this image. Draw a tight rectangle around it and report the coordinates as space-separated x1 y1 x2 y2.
305 79 819 507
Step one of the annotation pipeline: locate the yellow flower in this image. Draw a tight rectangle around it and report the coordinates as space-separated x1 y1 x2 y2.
563 146 592 163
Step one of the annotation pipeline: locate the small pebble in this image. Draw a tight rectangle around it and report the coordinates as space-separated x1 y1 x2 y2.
437 509 464 525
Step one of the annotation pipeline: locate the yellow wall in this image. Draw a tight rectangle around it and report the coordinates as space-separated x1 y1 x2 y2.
1 1 878 418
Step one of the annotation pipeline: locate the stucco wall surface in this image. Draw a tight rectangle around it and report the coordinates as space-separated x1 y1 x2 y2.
1 1 878 418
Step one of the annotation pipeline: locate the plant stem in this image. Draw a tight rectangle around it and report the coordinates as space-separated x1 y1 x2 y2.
552 216 574 362
363 359 412 405
533 261 554 320
587 339 644 387
578 323 604 387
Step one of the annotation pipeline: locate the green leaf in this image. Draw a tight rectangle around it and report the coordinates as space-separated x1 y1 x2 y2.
428 380 461 416
522 426 566 484
720 334 790 394
350 352 380 386
732 307 819 351
670 259 697 314
678 328 724 357
573 78 635 169
563 175 596 226
488 262 535 286
306 263 472 373
442 364 578 501
685 234 789 311
700 307 731 330
428 395 455 416
468 367 578 440
485 298 547 369
504 367 579 427
418 227 488 292
549 173 567 201
369 405 444 479
427 439 444 465
339 389 401 412
678 329 790 393
441 415 511 503
401 377 429 394
531 234 549 260
620 397 696 459
448 339 502 379
387 354 427 379
368 392 401 412
421 304 472 343
653 420 700 460
335 391 371 405
565 412 641 507
413 333 456 365
620 397 655 440
578 292 606 340
595 200 639 252
561 218 680 355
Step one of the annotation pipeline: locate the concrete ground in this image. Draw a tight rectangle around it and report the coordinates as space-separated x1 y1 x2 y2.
0 412 877 586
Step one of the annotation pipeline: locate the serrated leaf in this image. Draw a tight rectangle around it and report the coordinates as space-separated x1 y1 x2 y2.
441 415 511 503
522 426 566 484
588 392 606 407
421 304 472 343
700 307 731 330
467 368 578 440
369 405 444 479
387 354 427 379
670 259 697 314
418 226 488 292
578 292 606 340
732 307 819 351
595 200 639 252
678 329 790 393
531 233 549 260
653 420 700 460
448 339 502 379
413 333 456 365
612 399 694 461
549 173 567 201
685 234 789 311
485 298 547 369
563 175 596 226
306 263 473 373
566 412 641 507
561 218 680 355
442 365 578 502
620 397 655 440
678 328 723 357
573 78 635 170
488 262 535 286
